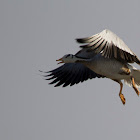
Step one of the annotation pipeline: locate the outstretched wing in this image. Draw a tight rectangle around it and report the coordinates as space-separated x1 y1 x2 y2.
76 29 140 64
41 63 105 87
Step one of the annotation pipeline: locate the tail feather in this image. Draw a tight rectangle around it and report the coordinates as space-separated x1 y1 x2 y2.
124 69 140 88
132 69 140 88
124 79 132 87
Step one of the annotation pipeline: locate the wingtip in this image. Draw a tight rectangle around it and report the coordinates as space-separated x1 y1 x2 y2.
76 38 85 43
39 70 49 73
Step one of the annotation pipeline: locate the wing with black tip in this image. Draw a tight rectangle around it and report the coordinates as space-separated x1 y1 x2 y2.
76 29 140 64
41 63 105 87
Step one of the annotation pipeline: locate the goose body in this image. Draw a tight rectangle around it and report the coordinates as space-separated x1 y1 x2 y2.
42 29 140 104
82 54 130 80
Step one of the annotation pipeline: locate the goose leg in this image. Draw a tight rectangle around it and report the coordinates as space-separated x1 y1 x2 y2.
113 80 125 105
131 77 139 96
119 82 125 105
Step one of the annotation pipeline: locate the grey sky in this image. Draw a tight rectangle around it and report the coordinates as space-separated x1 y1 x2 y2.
1 0 140 140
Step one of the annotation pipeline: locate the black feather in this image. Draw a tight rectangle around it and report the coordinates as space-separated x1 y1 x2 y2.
42 63 105 87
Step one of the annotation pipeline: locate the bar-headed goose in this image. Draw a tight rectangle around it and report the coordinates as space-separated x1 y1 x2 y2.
42 29 140 105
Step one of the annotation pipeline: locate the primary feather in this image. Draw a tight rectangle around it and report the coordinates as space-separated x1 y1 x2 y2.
44 63 104 87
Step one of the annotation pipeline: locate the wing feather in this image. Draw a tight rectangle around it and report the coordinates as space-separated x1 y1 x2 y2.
76 34 99 44
76 29 140 64
42 63 105 87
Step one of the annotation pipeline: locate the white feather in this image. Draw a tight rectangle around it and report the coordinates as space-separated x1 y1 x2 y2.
99 29 134 55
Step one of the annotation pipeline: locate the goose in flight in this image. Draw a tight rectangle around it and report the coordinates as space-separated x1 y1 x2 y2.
42 29 140 105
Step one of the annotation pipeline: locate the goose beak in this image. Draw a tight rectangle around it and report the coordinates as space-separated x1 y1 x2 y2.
56 58 64 64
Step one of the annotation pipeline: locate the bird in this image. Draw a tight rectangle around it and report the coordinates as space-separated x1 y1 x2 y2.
41 29 140 105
